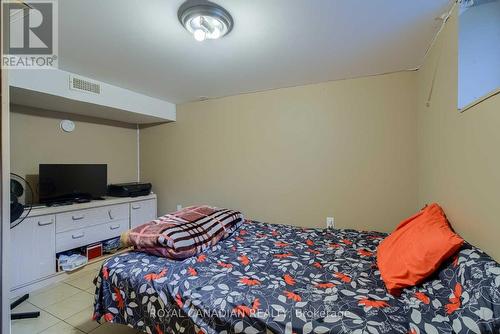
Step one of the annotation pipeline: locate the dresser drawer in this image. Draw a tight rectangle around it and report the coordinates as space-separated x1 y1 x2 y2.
56 218 129 253
56 203 129 233
130 199 157 228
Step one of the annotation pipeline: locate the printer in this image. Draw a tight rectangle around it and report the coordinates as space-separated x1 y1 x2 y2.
107 182 152 197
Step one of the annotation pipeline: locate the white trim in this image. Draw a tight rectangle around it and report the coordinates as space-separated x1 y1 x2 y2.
137 125 140 182
1 0 11 328
458 88 500 113
416 1 457 71
0 84 9 334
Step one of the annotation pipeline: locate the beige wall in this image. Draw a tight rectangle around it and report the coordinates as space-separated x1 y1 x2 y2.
141 72 418 232
10 104 138 199
417 9 500 261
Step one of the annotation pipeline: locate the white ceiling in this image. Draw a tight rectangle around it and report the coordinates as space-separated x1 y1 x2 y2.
58 0 453 104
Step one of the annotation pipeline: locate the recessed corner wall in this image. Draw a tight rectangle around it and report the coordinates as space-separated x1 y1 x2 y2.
140 72 419 232
417 9 500 261
10 104 138 192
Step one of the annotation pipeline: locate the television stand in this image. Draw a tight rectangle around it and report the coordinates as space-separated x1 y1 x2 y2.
46 201 74 207
45 197 93 207
73 198 91 204
10 194 157 297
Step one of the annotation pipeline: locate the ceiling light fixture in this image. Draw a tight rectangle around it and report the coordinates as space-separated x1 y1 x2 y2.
178 0 233 42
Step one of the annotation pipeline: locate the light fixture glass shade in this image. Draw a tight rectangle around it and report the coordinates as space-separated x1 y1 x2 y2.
186 15 225 40
178 1 233 41
193 28 207 42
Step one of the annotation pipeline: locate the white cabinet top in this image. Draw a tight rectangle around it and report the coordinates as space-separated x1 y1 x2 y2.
22 194 157 218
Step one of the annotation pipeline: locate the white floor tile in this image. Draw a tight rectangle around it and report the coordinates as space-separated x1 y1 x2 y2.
45 291 95 320
89 322 138 334
39 321 85 334
86 286 97 294
29 283 82 309
11 260 141 334
65 271 98 291
11 302 60 334
81 260 105 274
65 306 100 333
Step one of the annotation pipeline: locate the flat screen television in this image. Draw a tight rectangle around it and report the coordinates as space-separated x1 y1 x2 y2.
39 164 107 204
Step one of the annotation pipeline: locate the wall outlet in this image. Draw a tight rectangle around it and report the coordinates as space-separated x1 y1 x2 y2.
176 204 182 211
326 217 335 229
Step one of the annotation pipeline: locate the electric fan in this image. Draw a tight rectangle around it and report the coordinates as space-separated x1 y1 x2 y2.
10 173 39 320
10 173 34 228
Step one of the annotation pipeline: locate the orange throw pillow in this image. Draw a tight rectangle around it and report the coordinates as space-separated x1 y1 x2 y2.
377 203 464 295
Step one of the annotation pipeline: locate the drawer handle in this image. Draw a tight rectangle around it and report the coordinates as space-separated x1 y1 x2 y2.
72 215 85 221
109 224 121 230
38 220 54 226
72 233 85 239
108 210 114 220
132 204 141 210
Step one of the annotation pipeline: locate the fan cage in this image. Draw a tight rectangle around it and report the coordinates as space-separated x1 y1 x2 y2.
10 173 34 229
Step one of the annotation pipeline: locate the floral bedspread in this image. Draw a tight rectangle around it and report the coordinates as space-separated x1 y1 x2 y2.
93 221 500 334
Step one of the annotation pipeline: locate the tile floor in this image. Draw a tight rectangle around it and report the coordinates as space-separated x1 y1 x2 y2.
11 259 141 334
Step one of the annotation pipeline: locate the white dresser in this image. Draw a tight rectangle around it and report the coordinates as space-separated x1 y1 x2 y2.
10 194 157 292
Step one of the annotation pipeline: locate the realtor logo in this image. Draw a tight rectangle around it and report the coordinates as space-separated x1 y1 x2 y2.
2 0 58 68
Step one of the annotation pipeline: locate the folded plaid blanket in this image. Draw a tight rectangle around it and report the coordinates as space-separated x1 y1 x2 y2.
121 205 244 259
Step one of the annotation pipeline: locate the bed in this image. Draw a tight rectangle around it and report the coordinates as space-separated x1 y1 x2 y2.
93 220 500 334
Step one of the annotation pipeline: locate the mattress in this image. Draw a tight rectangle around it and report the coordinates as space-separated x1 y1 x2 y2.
93 221 500 333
